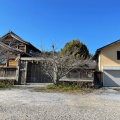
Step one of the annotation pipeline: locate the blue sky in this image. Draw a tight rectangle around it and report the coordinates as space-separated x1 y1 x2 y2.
0 0 120 54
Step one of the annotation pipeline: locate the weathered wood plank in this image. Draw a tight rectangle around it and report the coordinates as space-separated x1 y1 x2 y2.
8 60 17 66
0 77 16 80
20 57 44 61
59 77 93 82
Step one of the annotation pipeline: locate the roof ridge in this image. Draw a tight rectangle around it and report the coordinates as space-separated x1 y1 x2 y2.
8 30 29 44
93 39 120 60
0 30 41 52
97 39 120 51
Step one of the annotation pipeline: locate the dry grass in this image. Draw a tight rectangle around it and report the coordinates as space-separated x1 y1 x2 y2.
113 88 120 91
34 84 93 94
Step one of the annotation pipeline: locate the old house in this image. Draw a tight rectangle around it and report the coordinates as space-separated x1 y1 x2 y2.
93 40 120 87
0 30 51 84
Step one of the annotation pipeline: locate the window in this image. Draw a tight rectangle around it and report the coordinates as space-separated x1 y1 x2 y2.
117 51 120 60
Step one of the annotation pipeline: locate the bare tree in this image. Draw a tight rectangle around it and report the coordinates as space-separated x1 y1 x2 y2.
0 36 92 85
41 44 91 86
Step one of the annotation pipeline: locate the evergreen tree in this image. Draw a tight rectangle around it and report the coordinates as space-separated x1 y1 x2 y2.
59 39 90 59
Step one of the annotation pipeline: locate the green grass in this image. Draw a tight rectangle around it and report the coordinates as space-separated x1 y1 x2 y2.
0 82 12 88
46 84 57 89
113 88 120 91
34 84 93 93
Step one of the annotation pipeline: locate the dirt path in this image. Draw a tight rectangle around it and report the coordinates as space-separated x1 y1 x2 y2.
0 87 120 120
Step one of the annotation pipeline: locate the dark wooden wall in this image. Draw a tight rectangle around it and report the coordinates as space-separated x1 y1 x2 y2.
0 68 16 78
26 62 52 83
66 69 93 80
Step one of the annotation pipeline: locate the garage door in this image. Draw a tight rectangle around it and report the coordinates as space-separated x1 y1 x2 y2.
103 70 120 87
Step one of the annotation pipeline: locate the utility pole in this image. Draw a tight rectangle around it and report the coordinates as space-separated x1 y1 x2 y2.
52 44 55 58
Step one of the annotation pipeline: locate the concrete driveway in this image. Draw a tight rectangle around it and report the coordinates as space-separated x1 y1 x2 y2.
0 86 120 120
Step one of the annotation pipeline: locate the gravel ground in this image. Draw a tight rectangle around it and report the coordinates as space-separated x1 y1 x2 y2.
0 86 120 120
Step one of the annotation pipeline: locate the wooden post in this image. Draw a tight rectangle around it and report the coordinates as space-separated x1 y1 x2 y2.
24 61 28 84
16 54 20 84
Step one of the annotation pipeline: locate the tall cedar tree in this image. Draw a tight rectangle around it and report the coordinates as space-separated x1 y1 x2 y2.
59 40 90 60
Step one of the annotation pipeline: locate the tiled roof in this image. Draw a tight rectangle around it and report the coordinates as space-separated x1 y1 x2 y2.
0 30 41 53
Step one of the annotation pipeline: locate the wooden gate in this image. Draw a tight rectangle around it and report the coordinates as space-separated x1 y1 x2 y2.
26 62 52 83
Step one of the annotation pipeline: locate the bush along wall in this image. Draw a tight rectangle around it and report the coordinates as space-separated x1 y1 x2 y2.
0 80 14 88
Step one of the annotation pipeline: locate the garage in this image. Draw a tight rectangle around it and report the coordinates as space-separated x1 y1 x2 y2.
103 66 120 87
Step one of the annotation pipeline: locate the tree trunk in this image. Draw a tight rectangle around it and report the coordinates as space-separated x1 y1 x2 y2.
53 63 59 86
53 70 59 86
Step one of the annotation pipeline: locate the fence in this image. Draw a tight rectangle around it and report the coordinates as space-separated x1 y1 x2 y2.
0 68 16 79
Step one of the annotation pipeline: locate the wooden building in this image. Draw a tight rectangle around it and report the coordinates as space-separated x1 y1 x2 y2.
0 30 52 84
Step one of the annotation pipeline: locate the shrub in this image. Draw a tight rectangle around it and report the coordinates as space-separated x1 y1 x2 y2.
0 82 12 88
0 80 14 88
46 84 56 89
